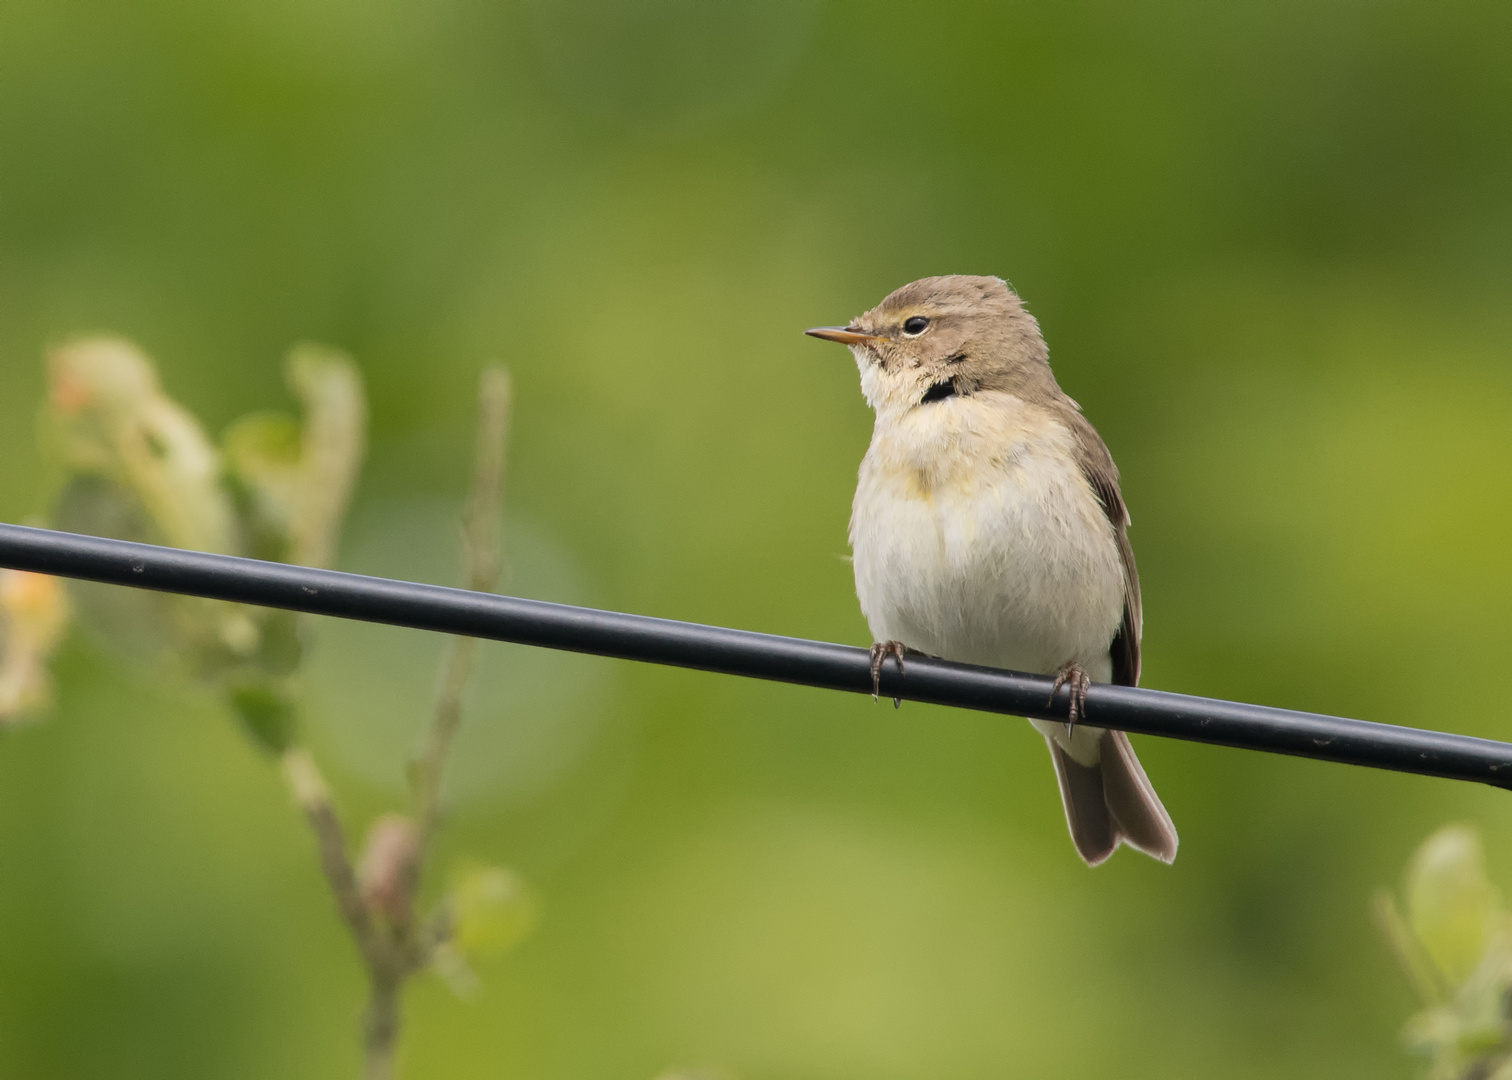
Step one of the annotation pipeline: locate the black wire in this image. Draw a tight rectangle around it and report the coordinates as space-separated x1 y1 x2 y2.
1 521 1508 790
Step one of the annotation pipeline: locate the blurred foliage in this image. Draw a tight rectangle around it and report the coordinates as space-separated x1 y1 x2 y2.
358 814 424 928
431 861 539 999
47 338 240 557
42 337 364 747
1 0 1511 1076
32 339 534 1072
447 862 537 960
0 569 70 723
224 343 367 570
1377 826 1512 1080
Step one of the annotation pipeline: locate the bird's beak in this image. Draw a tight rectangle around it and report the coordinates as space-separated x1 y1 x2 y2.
805 326 885 346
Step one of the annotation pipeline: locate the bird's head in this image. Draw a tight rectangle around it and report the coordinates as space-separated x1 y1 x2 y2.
806 275 1056 417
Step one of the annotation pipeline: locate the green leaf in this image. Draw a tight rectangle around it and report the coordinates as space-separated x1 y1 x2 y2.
46 338 237 557
448 862 537 959
221 346 365 572
284 344 366 570
224 412 303 561
227 683 299 755
1406 825 1501 989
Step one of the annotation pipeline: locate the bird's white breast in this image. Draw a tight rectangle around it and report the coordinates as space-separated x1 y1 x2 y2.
849 391 1125 679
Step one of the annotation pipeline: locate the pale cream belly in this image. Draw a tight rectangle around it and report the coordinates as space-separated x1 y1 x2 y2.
849 419 1125 681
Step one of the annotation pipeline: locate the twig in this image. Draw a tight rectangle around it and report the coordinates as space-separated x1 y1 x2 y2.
362 968 404 1080
282 748 384 968
271 370 511 1080
359 367 512 1079
283 748 412 1079
412 368 511 851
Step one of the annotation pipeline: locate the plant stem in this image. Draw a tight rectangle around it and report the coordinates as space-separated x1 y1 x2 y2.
282 368 511 1080
283 746 408 1077
282 748 382 967
362 970 403 1080
411 367 511 853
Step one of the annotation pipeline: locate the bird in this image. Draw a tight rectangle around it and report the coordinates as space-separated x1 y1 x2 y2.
806 275 1177 866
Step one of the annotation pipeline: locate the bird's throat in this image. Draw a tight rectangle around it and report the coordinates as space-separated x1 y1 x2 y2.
920 378 959 405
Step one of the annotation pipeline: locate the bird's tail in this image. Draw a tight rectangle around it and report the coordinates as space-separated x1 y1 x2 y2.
1039 726 1178 866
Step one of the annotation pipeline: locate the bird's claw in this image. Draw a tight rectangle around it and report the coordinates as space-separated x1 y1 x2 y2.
1048 661 1092 734
869 640 909 705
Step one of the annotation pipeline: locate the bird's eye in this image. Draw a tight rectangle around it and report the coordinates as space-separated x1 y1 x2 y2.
903 316 930 336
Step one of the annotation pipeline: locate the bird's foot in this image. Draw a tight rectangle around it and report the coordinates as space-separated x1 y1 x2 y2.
1048 661 1092 732
869 640 915 707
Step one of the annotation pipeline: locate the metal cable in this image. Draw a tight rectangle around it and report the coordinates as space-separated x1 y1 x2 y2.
2 521 1508 790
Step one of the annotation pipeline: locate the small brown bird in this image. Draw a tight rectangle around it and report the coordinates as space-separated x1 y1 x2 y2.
808 275 1177 866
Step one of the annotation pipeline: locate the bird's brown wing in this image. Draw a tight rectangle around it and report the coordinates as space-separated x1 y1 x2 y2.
1060 408 1142 688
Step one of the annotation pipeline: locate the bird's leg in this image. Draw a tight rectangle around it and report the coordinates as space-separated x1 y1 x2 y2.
1048 661 1092 733
869 640 913 706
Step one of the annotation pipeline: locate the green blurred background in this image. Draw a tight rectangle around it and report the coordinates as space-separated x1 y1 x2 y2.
3 0 1512 1076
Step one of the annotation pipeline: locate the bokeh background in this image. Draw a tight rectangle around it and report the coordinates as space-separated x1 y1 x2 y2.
3 0 1512 1076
